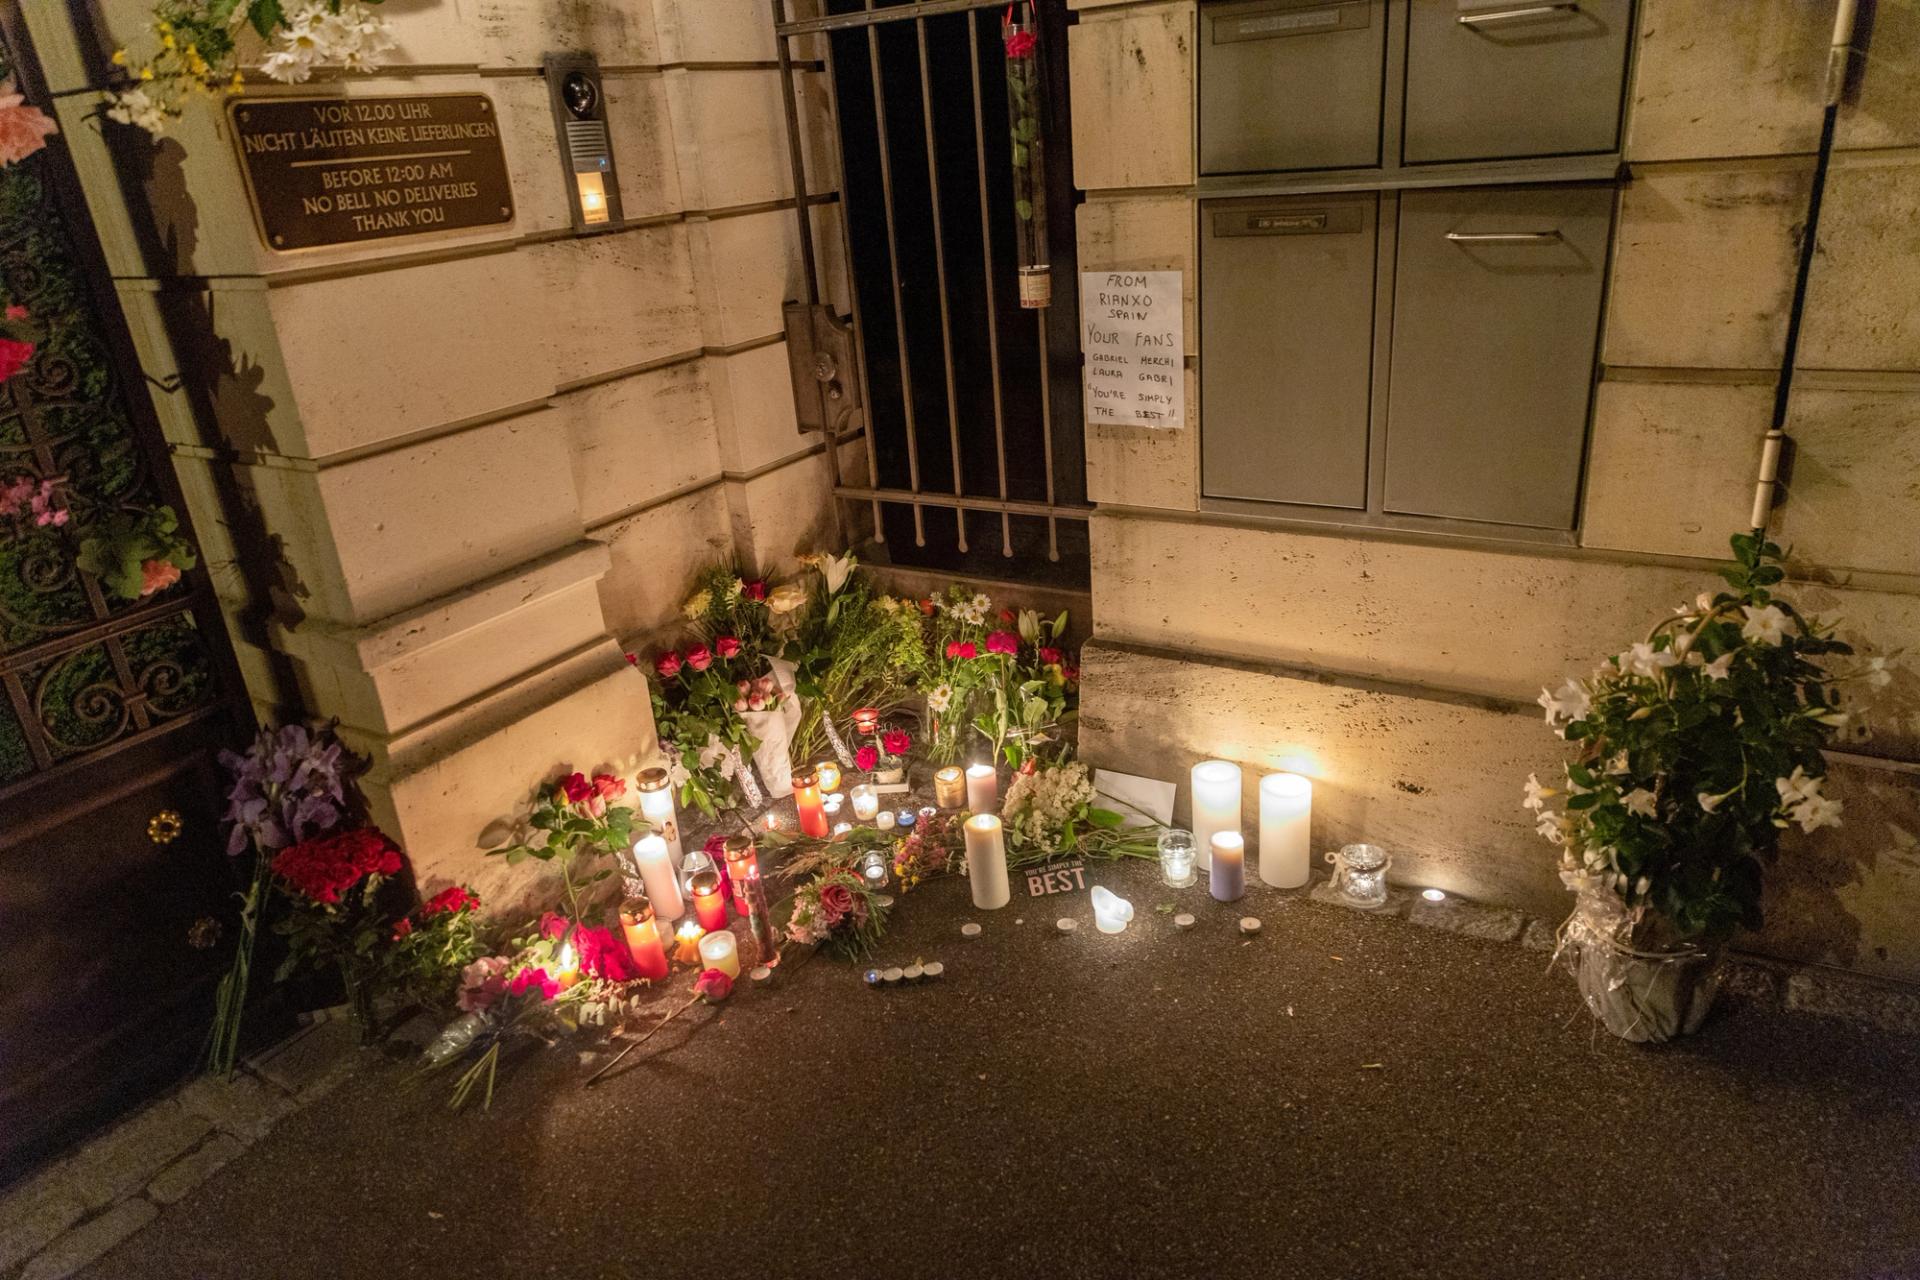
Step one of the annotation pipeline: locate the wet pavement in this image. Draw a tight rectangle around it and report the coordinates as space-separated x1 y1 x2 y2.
79 857 1920 1280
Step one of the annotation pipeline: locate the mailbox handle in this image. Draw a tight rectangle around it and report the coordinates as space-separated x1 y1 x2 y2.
1444 230 1564 243
1457 3 1579 24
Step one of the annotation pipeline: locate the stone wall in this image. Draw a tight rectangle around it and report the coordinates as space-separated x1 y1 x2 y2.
25 0 849 903
1067 0 1920 982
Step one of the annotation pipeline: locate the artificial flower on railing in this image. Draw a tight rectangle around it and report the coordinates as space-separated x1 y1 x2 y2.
105 0 399 135
74 504 200 600
0 78 57 166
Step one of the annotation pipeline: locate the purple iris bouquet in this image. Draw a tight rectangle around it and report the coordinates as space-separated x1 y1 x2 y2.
208 722 366 1076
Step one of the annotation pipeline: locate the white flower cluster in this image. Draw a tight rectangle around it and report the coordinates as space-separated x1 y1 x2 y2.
1001 761 1094 852
925 682 954 714
259 2 395 83
940 591 992 627
1775 766 1842 834
105 87 167 133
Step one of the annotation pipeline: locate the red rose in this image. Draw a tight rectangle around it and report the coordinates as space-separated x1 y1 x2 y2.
855 745 879 772
695 968 734 1002
0 337 33 384
270 828 402 905
715 636 741 659
655 651 682 679
818 882 856 925
742 581 768 602
1005 29 1037 58
685 643 713 672
1063 665 1080 687
377 848 402 877
999 609 1015 624
882 730 911 757
392 917 413 940
422 885 477 916
986 630 1019 656
1038 646 1063 666
918 598 936 616
558 772 594 805
592 773 626 801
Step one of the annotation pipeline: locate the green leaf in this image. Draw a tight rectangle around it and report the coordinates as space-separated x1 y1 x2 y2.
250 0 287 37
1015 198 1034 221
1085 807 1124 829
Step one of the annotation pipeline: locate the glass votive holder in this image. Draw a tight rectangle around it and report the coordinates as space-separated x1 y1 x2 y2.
679 848 716 896
896 808 918 830
817 760 843 793
876 810 896 831
850 783 880 821
860 849 889 888
1328 842 1391 909
1158 828 1198 888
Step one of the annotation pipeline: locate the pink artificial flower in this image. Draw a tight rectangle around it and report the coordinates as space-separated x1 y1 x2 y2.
986 630 1020 656
855 745 879 773
0 337 33 383
685 643 713 672
139 558 181 596
0 84 57 166
655 651 682 679
4 304 25 321
715 636 741 660
881 730 911 757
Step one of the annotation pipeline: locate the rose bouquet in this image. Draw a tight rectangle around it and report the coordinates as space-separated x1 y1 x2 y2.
785 867 891 961
491 771 634 923
1533 534 1893 1039
271 827 408 1041
999 760 1158 869
855 727 914 782
385 886 486 1012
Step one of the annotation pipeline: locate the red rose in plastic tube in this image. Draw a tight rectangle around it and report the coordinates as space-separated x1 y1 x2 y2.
715 635 741 660
655 651 682 679
685 643 713 672
1004 29 1037 58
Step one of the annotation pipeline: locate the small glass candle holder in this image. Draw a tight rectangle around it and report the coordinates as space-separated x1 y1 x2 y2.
688 870 729 931
851 706 881 736
876 809 896 831
850 783 880 821
859 849 889 889
1327 842 1391 909
895 808 918 831
816 760 843 793
679 848 716 897
1158 828 1198 888
933 766 966 809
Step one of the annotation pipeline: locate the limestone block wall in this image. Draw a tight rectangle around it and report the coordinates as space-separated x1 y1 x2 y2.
26 0 848 902
1068 0 1920 981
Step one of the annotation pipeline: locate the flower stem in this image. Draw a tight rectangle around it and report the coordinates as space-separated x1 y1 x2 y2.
583 991 700 1088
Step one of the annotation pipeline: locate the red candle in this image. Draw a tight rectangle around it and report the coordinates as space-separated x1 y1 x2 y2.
690 870 729 931
619 898 670 981
851 707 881 736
792 770 829 838
723 837 760 917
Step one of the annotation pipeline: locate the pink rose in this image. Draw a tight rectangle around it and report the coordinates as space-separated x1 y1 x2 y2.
139 558 182 596
458 956 511 1012
592 773 626 801
508 967 560 1002
986 631 1019 656
695 968 734 1002
715 636 741 660
855 745 879 772
733 697 749 712
881 730 911 757
655 651 682 679
818 881 855 926
685 643 713 672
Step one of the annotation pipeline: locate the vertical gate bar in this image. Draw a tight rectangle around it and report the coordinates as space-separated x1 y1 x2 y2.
773 0 820 308
1036 313 1059 561
966 8 1014 557
866 2 929 546
916 15 968 553
814 4 885 544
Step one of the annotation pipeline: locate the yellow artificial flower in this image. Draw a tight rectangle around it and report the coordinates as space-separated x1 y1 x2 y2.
110 49 128 66
160 31 176 49
139 66 154 80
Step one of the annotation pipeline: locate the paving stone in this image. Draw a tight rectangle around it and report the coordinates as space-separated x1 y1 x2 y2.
244 1018 363 1102
175 1072 297 1143
1520 917 1560 954
0 1170 90 1273
62 1100 214 1211
145 1135 246 1207
1406 897 1527 944
1785 971 1920 1036
18 1198 156 1280
1721 957 1785 1006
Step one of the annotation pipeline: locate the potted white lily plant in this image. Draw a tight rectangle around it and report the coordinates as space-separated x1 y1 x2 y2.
1529 534 1892 1042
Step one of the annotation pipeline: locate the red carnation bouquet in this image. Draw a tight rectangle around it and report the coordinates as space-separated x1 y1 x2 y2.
271 826 414 1039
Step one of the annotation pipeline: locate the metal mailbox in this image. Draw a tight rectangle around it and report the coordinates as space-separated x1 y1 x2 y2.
1402 0 1632 164
1201 194 1378 509
1382 184 1614 529
1199 0 1387 175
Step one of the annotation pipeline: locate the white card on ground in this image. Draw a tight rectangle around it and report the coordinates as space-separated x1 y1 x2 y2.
1093 769 1176 826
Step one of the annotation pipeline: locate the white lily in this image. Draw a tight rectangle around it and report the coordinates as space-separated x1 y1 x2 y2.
820 551 856 594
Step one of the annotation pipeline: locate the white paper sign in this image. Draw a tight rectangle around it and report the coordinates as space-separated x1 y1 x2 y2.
1093 768 1176 827
1080 270 1185 429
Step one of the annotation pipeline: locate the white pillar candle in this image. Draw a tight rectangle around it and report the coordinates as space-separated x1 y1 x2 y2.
963 813 1011 910
636 767 682 862
1090 886 1134 934
697 929 740 979
1258 772 1313 889
965 762 998 812
850 784 880 821
633 833 684 921
1209 831 1246 902
1190 760 1242 870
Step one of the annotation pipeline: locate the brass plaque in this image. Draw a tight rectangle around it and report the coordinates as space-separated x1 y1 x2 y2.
229 93 514 251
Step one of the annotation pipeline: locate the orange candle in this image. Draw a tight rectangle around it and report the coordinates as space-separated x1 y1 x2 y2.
792 769 829 838
723 835 760 914
619 898 670 981
689 870 728 932
673 919 706 965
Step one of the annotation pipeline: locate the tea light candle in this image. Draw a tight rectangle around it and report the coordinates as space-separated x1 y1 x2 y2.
1090 886 1134 934
673 919 705 964
965 762 997 812
619 897 671 981
964 813 1011 910
1191 760 1242 871
689 870 728 931
634 833 685 921
636 766 682 861
697 929 740 979
876 809 896 831
934 767 966 809
1258 773 1313 889
823 792 845 816
850 784 880 821
554 941 580 989
792 770 829 838
1209 831 1246 903
816 761 842 793
832 821 853 837
896 808 917 830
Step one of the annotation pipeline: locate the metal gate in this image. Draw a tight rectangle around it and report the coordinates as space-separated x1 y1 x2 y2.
773 0 1090 585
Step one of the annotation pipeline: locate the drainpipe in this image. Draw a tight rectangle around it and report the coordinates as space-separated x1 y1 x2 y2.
1750 0 1861 538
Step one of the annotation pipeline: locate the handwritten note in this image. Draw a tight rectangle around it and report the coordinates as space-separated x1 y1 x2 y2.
1080 270 1185 429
